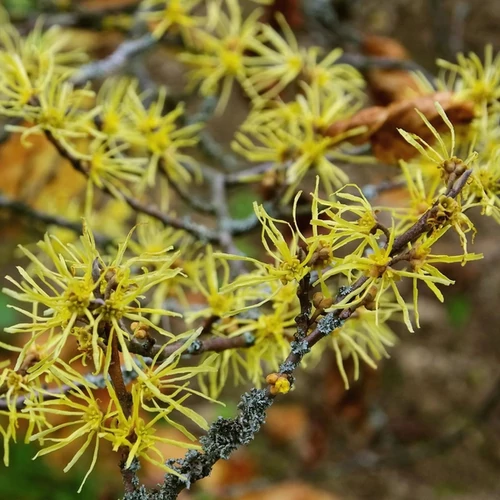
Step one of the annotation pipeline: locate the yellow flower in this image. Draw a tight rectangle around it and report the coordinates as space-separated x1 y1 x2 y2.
133 329 217 430
244 13 303 103
388 161 442 232
73 139 146 217
187 245 241 320
219 200 315 292
317 230 403 316
128 215 197 321
88 227 183 372
397 102 481 254
244 14 364 105
0 359 49 466
103 383 198 478
437 45 500 112
0 20 92 135
25 382 105 493
399 231 482 327
466 145 500 223
230 282 299 385
6 75 100 157
95 76 135 139
124 85 203 188
0 51 46 111
310 183 380 262
302 47 365 98
398 101 477 174
0 19 86 89
3 230 98 367
232 84 367 201
318 221 481 333
313 300 400 389
3 223 183 373
426 194 477 257
180 0 262 113
140 0 203 40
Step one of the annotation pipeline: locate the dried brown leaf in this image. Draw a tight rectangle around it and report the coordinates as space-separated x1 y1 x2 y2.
0 131 85 203
326 91 475 164
201 449 257 495
326 105 389 144
370 91 475 163
264 404 308 443
362 34 423 105
237 481 341 500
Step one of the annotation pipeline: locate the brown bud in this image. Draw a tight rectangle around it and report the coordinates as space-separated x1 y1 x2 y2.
260 170 283 201
455 162 467 176
313 292 333 310
318 247 331 259
364 286 378 310
442 159 457 174
132 322 149 340
312 292 324 308
269 385 279 396
266 372 279 385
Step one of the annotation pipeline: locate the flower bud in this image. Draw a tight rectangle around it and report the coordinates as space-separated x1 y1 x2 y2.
313 292 333 310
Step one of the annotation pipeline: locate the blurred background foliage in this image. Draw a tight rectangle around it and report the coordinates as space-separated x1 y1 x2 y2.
1 0 500 499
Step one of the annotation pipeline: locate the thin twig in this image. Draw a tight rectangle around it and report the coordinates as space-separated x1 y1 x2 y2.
70 33 158 86
0 366 138 411
127 333 255 364
153 168 474 499
161 166 215 214
391 169 471 253
200 314 220 336
224 162 276 186
295 274 312 340
108 333 137 495
120 189 219 242
44 132 220 242
212 173 244 261
0 192 114 247
109 335 132 417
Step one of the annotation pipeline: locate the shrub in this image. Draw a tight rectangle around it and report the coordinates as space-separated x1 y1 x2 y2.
0 1 498 498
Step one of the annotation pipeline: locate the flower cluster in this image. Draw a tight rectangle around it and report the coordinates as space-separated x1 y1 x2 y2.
145 0 365 114
233 83 367 201
0 18 205 221
1 224 213 488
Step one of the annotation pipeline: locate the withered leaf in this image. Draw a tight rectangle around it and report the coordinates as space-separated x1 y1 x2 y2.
370 91 475 164
326 91 475 164
237 482 341 500
0 129 85 203
362 34 423 105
